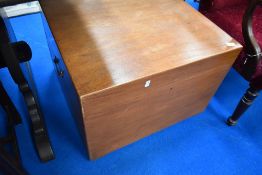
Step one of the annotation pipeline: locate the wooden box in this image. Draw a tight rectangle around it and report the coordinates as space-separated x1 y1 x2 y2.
40 0 242 160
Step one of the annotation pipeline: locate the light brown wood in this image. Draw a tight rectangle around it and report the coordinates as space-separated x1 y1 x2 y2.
40 0 242 159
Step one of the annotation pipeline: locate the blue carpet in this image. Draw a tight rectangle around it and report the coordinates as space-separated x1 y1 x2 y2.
1 1 262 175
185 0 199 9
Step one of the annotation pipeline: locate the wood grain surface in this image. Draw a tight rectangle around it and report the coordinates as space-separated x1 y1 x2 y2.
40 0 242 159
82 51 240 159
40 0 241 96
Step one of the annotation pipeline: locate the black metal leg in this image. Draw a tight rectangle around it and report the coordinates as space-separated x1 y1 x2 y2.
19 82 55 162
227 87 260 126
0 81 29 175
0 147 29 175
0 14 54 162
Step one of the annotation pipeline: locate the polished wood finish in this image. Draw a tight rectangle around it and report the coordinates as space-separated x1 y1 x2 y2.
40 0 242 159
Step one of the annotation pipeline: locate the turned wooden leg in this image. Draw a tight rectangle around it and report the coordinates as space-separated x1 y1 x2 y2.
227 87 260 126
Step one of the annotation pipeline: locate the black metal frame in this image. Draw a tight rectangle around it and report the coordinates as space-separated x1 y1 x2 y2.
0 2 54 174
0 81 28 175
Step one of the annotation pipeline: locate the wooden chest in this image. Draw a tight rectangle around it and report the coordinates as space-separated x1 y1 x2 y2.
39 0 242 160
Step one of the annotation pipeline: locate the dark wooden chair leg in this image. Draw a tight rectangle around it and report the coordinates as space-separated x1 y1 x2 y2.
227 87 260 126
